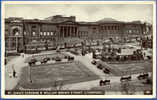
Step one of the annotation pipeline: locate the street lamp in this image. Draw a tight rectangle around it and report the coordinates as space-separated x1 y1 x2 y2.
29 65 32 83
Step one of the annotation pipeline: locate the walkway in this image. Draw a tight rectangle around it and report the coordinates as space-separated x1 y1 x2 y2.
5 55 29 90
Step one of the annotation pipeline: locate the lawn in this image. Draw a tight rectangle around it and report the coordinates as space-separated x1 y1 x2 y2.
97 60 152 76
14 61 99 90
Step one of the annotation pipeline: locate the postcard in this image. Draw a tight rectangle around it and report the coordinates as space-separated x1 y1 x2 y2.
1 1 156 99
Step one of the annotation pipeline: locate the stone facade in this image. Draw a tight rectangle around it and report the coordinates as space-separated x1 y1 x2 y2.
5 15 152 52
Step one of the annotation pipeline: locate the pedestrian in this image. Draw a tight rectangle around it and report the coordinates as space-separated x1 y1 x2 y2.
12 64 17 78
13 69 16 78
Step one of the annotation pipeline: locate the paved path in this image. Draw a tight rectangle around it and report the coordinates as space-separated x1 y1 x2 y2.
5 55 29 90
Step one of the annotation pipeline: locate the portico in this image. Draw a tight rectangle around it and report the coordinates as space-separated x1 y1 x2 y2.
59 25 78 38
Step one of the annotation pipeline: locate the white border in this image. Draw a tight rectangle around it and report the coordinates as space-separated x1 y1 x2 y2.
1 1 156 99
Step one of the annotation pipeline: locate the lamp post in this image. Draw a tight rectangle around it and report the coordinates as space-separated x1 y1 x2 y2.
29 65 32 83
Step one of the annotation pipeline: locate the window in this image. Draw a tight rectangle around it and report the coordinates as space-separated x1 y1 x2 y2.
40 32 43 35
47 32 50 36
44 32 46 36
32 32 36 36
24 31 26 35
129 30 132 33
51 32 54 36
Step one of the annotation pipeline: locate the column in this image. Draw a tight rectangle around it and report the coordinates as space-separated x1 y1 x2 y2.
75 27 77 37
67 26 70 37
69 26 71 37
70 26 72 37
64 26 66 37
67 26 69 37
76 27 78 37
71 26 73 37
74 27 76 37
60 26 62 37
62 26 64 38
65 26 67 37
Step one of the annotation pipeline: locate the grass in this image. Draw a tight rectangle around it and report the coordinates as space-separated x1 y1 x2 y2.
14 61 99 90
98 60 152 76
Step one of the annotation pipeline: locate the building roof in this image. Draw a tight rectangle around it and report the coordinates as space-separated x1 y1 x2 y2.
96 18 123 23
5 16 148 25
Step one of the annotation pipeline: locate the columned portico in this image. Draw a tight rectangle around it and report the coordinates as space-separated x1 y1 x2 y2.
59 25 78 38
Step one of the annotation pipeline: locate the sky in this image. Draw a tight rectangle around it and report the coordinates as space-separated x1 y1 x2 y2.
5 4 153 23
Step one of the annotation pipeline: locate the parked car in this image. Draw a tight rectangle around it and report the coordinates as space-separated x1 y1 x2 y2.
103 68 110 74
137 73 149 80
40 57 50 64
97 64 103 69
120 76 132 82
55 56 61 61
64 56 68 59
91 60 97 65
68 56 74 61
51 57 55 60
28 58 37 66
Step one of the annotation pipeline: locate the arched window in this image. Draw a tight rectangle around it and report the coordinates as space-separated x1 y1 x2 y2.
13 28 19 36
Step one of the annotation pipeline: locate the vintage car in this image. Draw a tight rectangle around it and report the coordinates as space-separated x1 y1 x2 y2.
40 57 50 64
28 58 37 66
55 56 62 61
103 68 110 74
137 73 149 80
120 76 132 82
91 60 97 65
68 56 74 61
97 64 103 70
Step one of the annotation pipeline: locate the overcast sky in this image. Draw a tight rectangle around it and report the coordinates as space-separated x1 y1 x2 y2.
5 4 153 23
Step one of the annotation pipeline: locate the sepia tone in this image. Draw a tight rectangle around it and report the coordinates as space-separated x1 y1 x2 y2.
3 3 154 96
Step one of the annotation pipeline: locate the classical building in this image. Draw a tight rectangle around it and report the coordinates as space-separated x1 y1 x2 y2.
5 15 152 53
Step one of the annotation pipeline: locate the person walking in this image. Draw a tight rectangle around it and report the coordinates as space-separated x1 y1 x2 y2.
12 64 17 78
13 69 16 78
